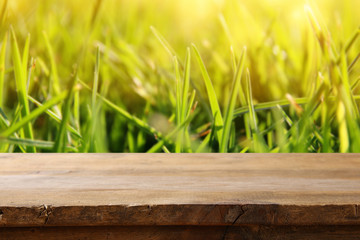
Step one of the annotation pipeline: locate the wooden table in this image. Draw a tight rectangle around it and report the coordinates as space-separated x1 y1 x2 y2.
0 153 359 239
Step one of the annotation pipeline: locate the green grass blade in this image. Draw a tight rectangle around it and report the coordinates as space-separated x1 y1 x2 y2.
276 104 293 127
28 95 81 139
79 79 163 138
53 73 77 152
90 0 103 27
337 101 349 152
195 131 212 153
228 122 236 150
234 97 308 116
147 109 197 153
321 97 332 152
73 85 80 131
186 90 196 119
240 147 249 153
246 69 267 152
43 31 60 95
181 47 191 121
266 112 273 149
88 46 101 152
175 47 191 152
26 58 35 92
348 53 359 73
92 47 100 109
192 43 223 142
126 124 136 152
345 27 360 53
150 26 178 59
1 137 53 149
218 13 234 46
230 46 237 76
184 90 196 152
351 76 360 90
340 47 359 119
22 34 30 84
272 108 289 152
246 69 257 139
0 107 9 151
233 94 360 119
291 82 328 152
246 69 257 131
174 56 182 153
10 27 35 152
0 0 7 27
1 91 68 137
0 107 10 127
174 56 182 126
0 32 7 108
11 27 27 109
220 47 246 153
8 105 27 153
304 5 327 54
0 137 77 151
161 145 171 153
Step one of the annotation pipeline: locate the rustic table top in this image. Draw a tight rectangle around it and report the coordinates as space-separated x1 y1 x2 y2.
0 153 359 227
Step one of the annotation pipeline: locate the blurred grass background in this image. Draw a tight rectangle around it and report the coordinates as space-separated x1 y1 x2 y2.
0 0 359 152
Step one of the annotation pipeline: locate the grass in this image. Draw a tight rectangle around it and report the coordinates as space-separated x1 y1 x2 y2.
0 0 359 153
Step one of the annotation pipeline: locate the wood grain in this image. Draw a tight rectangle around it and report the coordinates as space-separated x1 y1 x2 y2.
0 153 359 229
2 225 360 240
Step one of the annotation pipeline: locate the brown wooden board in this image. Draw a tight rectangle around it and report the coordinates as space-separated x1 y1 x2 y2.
0 153 360 238
1 225 360 240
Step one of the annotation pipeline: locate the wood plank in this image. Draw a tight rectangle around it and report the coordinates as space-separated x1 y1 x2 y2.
0 153 359 227
0 226 227 240
1 225 360 240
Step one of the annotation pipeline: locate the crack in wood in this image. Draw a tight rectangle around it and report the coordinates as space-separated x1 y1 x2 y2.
221 205 246 240
38 205 52 224
356 204 359 218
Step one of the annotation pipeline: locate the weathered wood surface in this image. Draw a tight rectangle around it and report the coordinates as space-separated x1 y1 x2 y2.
0 153 359 230
1 225 360 240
